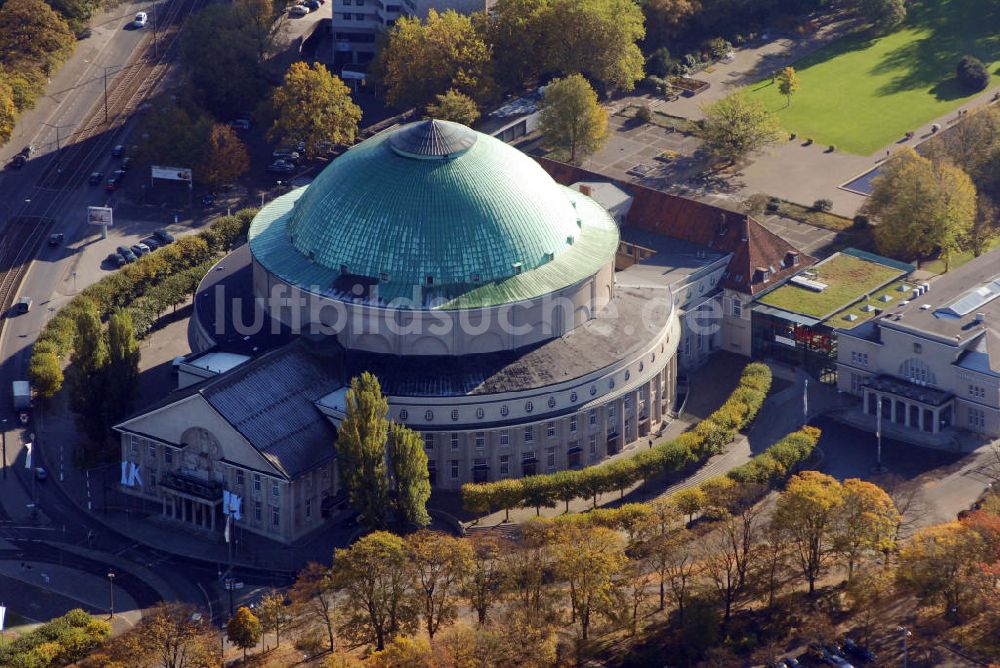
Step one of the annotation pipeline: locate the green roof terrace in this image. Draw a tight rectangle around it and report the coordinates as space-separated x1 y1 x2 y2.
757 249 911 321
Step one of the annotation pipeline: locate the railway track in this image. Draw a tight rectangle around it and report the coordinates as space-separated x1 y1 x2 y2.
0 0 207 331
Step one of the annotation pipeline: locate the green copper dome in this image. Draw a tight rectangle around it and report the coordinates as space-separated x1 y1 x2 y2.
283 120 584 287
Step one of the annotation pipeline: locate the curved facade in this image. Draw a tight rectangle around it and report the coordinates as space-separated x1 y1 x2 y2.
248 120 681 488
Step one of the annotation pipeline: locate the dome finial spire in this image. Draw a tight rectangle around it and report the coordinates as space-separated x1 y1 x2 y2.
388 119 477 160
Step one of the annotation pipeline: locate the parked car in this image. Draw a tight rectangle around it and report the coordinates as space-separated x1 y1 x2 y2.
842 639 874 663
142 236 162 250
116 246 137 263
106 253 126 268
120 156 133 172
35 467 47 481
304 0 320 10
111 144 125 157
153 230 175 244
289 4 309 15
201 194 215 206
133 11 147 27
272 147 301 161
8 154 26 169
131 243 151 257
14 297 32 314
88 171 103 185
784 659 801 668
266 159 295 174
228 118 252 131
47 233 64 246
18 145 35 158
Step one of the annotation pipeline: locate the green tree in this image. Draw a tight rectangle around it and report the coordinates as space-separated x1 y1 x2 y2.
268 61 361 160
386 422 431 529
406 530 473 639
233 0 285 62
332 531 420 651
226 607 262 662
551 524 626 640
201 124 249 188
700 93 782 164
539 74 609 162
672 486 707 526
834 478 900 580
772 471 845 595
487 0 548 90
105 309 140 426
864 148 978 265
66 301 109 446
378 9 495 110
0 81 16 145
29 344 63 399
256 589 291 648
776 66 800 107
288 562 336 653
138 96 213 168
641 0 698 46
461 533 505 625
858 0 906 32
425 89 480 126
0 0 75 75
180 4 264 117
335 372 391 530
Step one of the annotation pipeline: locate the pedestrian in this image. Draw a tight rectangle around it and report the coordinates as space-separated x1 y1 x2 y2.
648 438 653 449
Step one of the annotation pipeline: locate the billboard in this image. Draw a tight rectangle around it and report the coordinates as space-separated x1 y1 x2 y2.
87 206 113 227
151 165 192 182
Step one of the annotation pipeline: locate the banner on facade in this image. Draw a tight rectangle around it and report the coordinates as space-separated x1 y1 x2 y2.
120 461 143 488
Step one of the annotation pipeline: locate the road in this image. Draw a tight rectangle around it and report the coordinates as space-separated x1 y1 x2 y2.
0 0 291 632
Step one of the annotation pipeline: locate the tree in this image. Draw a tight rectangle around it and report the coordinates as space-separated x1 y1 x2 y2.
368 635 433 668
28 344 63 399
521 474 557 516
957 55 991 92
105 309 140 426
226 607 262 662
462 533 506 625
332 531 419 651
268 62 361 160
256 589 291 649
407 530 473 639
66 301 109 445
897 521 986 615
425 89 480 126
641 0 698 46
701 93 782 164
138 95 213 168
551 524 626 640
201 124 249 188
966 196 999 258
772 471 845 595
857 0 906 32
0 81 16 145
378 9 495 110
776 66 800 107
834 478 900 580
0 0 75 75
335 372 391 530
539 74 609 162
233 0 285 62
864 148 977 264
288 562 336 653
673 486 707 526
134 603 219 668
386 423 431 529
702 490 765 624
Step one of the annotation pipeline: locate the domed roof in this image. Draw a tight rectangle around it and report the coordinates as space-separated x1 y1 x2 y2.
283 120 584 288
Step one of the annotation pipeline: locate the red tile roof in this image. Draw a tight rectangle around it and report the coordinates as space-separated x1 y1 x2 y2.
536 157 816 294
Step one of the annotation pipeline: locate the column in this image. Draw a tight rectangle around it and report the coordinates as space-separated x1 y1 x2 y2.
161 495 167 518
931 407 939 434
210 504 216 532
917 406 924 432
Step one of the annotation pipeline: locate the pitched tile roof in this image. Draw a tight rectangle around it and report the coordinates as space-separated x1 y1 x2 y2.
535 157 816 294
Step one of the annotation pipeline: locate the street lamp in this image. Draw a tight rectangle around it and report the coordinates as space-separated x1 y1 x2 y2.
107 571 116 619
0 418 7 480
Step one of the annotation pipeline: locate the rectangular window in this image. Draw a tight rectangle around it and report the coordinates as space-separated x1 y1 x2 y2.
850 373 862 393
450 460 459 479
523 426 534 443
253 473 261 492
546 422 555 438
254 501 262 521
569 415 577 433
521 450 535 462
969 385 986 399
624 395 631 409
499 454 510 476
608 405 616 422
424 433 434 450
731 298 742 318
913 342 922 354
851 351 869 366
165 450 173 465
271 507 280 527
354 12 365 19
271 481 279 497
546 446 556 468
148 444 156 459
969 408 985 428
236 470 244 486
499 430 509 446
130 436 138 457
475 432 485 448
341 12 352 19
450 433 460 450
305 498 312 519
589 409 597 426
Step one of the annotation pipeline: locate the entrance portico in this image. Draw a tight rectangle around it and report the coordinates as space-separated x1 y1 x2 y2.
862 375 953 434
159 471 223 533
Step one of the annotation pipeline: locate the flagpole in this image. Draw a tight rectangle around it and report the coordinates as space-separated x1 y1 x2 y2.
803 378 809 425
875 394 885 472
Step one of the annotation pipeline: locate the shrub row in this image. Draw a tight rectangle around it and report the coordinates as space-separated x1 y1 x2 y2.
462 363 772 518
0 608 111 668
29 209 257 396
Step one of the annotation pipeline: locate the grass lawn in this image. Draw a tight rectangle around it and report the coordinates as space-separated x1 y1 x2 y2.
758 253 905 318
824 278 913 329
746 0 1000 155
920 237 1000 274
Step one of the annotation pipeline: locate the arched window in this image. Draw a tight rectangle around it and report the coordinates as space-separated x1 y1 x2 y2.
548 397 556 408
899 359 936 386
501 405 509 417
570 391 578 403
424 410 434 421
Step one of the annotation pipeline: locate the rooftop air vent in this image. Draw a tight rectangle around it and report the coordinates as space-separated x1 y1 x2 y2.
790 275 828 292
897 284 910 292
843 313 858 322
879 294 893 303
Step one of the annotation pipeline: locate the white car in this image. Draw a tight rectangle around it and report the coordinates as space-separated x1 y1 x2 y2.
133 11 148 27
289 4 309 15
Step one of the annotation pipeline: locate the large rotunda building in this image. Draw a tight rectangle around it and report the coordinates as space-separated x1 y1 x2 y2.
116 120 680 544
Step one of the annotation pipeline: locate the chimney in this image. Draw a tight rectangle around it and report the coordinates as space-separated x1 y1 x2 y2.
579 184 592 197
975 312 986 324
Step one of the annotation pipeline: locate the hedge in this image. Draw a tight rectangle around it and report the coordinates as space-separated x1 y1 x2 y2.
29 209 258 397
461 362 772 518
725 425 819 489
0 608 111 667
